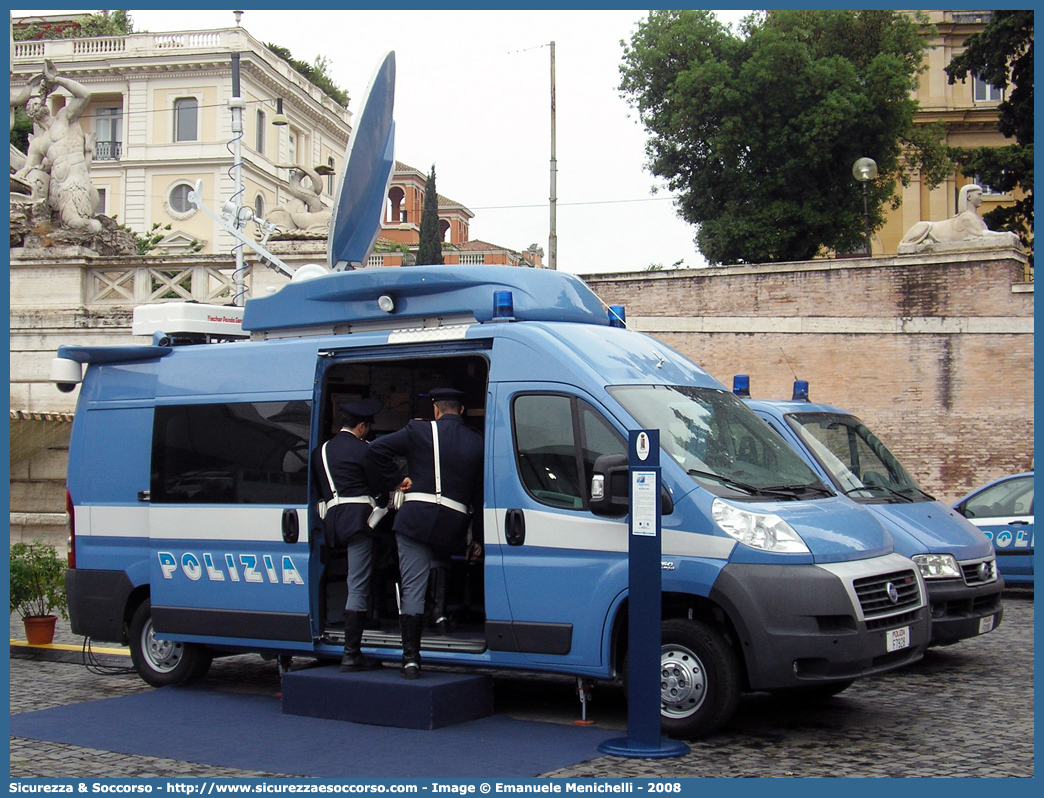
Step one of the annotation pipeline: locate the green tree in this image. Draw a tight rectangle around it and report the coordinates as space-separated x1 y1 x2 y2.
265 44 349 107
417 165 444 266
620 10 951 265
945 11 1033 249
12 10 133 41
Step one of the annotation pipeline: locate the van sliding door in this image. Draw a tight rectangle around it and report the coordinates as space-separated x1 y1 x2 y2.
147 400 315 649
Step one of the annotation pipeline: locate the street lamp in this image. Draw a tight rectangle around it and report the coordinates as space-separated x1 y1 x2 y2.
852 157 878 257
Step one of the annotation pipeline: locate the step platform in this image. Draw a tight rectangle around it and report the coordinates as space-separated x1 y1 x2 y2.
281 664 493 730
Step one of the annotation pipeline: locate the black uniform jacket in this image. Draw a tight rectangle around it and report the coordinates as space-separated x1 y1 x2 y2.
366 414 483 551
310 430 385 549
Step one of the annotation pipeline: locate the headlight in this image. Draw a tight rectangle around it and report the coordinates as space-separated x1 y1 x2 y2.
912 553 961 579
712 499 809 553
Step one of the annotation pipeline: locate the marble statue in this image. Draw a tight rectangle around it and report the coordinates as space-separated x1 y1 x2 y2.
267 164 331 237
12 60 101 232
898 184 1019 253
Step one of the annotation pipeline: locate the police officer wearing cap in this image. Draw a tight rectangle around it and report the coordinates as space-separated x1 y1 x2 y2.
310 397 386 672
367 388 483 679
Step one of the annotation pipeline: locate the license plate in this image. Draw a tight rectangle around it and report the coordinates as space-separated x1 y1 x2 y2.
886 626 910 652
979 614 996 634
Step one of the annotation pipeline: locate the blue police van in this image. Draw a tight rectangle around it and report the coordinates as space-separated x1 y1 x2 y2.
735 375 1002 647
52 266 932 738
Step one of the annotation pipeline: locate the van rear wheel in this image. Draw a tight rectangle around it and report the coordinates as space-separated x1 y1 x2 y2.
129 599 210 687
627 618 741 739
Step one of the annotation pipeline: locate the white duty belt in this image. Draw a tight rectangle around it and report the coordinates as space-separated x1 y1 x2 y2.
317 439 375 520
402 421 469 515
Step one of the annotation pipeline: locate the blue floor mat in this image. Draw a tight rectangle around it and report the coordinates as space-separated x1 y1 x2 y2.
9 685 607 778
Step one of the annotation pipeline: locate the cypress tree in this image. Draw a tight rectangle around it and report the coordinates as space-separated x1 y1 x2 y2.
416 165 443 265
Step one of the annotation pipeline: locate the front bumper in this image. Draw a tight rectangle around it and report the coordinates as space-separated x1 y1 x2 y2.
924 574 1004 646
709 553 931 691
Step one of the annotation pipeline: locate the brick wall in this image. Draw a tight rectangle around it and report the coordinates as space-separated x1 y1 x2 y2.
583 249 1033 503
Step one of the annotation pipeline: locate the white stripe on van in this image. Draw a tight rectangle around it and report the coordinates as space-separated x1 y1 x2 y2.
484 507 734 560
83 506 309 543
151 506 309 543
82 506 147 538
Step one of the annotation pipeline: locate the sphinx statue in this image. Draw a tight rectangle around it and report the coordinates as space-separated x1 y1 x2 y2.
898 184 1020 253
267 164 332 238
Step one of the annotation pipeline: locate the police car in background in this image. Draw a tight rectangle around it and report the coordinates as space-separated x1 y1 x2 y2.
954 472 1034 586
735 375 1003 646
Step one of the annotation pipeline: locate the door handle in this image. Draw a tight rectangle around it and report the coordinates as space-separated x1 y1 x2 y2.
1008 520 1028 526
282 509 300 544
505 508 526 546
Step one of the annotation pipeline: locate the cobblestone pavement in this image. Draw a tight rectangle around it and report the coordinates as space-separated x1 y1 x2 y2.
9 590 1034 778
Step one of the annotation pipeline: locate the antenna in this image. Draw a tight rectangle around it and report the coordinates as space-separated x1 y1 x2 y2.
188 180 296 280
779 347 798 381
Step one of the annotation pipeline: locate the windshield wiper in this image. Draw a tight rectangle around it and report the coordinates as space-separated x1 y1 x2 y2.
760 483 835 499
843 485 915 503
896 485 936 501
687 469 759 495
687 471 828 500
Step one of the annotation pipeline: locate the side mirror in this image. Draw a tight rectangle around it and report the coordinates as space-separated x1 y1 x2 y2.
590 453 674 517
590 454 629 517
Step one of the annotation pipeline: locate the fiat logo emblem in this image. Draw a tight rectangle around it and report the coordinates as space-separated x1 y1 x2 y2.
977 562 989 581
886 582 899 604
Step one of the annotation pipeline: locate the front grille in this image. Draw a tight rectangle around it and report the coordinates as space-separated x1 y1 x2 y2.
854 569 922 620
865 608 920 632
961 558 997 585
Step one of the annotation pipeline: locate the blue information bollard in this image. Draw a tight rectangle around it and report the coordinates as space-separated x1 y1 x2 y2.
599 429 689 758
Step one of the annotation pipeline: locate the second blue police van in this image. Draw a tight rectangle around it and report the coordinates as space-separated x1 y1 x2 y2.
54 267 931 738
736 376 1002 647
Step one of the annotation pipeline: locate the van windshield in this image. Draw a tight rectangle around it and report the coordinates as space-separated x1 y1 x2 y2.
786 412 933 503
609 385 831 500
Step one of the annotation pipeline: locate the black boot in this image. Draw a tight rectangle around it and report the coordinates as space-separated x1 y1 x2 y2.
431 564 451 634
341 610 381 672
399 613 424 679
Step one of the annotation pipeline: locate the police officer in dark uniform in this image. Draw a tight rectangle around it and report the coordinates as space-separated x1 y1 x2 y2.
310 397 386 672
366 388 483 679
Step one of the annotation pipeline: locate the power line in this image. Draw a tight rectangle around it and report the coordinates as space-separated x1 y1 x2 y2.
468 196 679 211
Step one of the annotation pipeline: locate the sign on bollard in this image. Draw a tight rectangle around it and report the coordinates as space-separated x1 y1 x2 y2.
599 429 689 758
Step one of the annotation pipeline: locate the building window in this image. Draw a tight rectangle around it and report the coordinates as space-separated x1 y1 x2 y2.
254 194 265 221
973 75 1004 103
167 183 196 218
256 110 265 153
174 97 198 142
327 156 335 195
973 174 999 195
288 130 297 165
95 107 122 161
96 187 107 215
366 254 384 268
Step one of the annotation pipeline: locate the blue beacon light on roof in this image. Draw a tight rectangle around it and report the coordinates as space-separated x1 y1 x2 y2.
493 290 515 320
733 374 750 397
608 305 626 328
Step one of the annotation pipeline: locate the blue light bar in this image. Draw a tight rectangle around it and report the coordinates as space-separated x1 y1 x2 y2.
792 380 810 401
732 374 750 397
608 305 626 328
493 290 515 320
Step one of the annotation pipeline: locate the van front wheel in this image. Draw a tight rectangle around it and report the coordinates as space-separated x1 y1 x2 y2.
654 619 741 739
129 599 210 687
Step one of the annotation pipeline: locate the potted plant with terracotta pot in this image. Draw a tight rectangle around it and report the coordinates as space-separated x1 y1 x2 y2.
10 542 68 645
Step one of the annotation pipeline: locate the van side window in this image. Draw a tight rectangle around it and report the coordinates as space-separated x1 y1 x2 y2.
513 394 625 511
151 401 311 504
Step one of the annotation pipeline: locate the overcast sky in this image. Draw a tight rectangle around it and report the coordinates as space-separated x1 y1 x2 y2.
17 8 750 275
